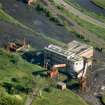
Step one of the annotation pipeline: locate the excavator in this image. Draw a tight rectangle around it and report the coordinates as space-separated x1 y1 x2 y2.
48 64 66 78
47 61 88 92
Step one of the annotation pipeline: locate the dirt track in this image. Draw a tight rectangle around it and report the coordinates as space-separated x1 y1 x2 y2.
56 0 105 29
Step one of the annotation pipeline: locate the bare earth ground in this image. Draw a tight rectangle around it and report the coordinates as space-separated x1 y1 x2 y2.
0 0 78 48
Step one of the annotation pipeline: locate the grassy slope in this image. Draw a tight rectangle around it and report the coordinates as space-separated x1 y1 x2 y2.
0 49 43 103
32 89 88 105
0 49 88 105
0 50 40 82
92 0 105 9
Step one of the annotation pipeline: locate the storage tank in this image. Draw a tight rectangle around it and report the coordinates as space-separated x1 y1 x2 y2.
73 60 84 73
67 55 84 75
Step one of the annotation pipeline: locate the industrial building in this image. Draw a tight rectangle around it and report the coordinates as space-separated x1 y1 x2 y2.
44 40 94 76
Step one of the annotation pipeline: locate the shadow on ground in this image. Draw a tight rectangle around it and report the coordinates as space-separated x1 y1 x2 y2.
32 70 48 78
17 0 27 4
22 50 44 66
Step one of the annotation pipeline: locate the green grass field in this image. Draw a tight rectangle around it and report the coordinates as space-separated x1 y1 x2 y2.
0 49 88 105
32 89 88 105
0 49 43 104
92 0 105 9
0 49 41 83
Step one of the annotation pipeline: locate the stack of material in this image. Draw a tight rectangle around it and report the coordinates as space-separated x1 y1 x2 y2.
6 39 30 52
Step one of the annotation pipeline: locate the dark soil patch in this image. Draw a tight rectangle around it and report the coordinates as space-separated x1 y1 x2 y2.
0 0 77 43
0 21 49 49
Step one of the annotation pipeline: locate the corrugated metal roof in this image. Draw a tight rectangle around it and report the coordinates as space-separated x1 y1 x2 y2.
44 40 93 62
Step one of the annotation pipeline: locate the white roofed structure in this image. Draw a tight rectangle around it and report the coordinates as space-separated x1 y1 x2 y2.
44 40 94 76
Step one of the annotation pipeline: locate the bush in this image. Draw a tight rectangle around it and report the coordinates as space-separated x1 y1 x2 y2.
2 82 13 94
101 95 105 104
16 85 32 94
50 16 64 26
2 81 33 94
36 3 64 26
56 5 64 10
0 92 23 105
12 78 19 82
75 33 84 39
44 86 52 93
36 3 46 12
46 11 53 17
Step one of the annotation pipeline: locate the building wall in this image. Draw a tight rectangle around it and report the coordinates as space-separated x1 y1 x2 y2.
44 49 84 74
44 50 67 65
79 48 94 59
